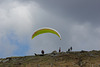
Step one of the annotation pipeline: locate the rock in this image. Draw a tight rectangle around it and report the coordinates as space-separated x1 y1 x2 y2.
80 50 88 53
2 59 9 63
51 50 57 55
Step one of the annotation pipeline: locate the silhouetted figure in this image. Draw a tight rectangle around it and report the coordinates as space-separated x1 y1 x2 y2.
68 48 70 52
34 53 37 56
59 47 61 52
41 50 44 55
70 47 72 51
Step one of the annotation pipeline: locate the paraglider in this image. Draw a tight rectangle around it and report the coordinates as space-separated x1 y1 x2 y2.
32 27 61 40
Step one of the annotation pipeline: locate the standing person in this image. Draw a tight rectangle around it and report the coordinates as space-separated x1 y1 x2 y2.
59 47 61 52
68 48 70 52
70 47 72 51
41 50 44 55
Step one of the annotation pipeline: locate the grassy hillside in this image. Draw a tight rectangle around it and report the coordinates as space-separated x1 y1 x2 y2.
0 50 100 67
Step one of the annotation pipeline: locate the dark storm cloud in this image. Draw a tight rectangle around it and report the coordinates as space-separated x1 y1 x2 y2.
34 0 100 25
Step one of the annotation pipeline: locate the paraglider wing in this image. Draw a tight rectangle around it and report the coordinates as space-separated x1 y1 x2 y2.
32 28 61 40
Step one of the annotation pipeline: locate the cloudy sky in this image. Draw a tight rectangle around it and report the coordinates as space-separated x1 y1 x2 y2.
0 0 100 58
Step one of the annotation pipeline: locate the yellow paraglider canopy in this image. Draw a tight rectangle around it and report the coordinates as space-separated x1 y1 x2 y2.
32 27 61 40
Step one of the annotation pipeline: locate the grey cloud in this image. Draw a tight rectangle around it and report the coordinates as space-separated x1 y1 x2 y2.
24 0 100 54
0 0 100 57
34 0 100 26
12 0 100 53
0 0 35 57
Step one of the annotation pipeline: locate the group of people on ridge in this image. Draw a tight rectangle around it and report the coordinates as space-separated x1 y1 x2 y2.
41 47 73 55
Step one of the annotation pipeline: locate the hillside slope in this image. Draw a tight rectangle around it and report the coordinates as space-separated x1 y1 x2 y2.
0 50 100 67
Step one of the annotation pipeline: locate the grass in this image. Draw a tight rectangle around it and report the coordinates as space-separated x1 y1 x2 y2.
0 50 100 67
